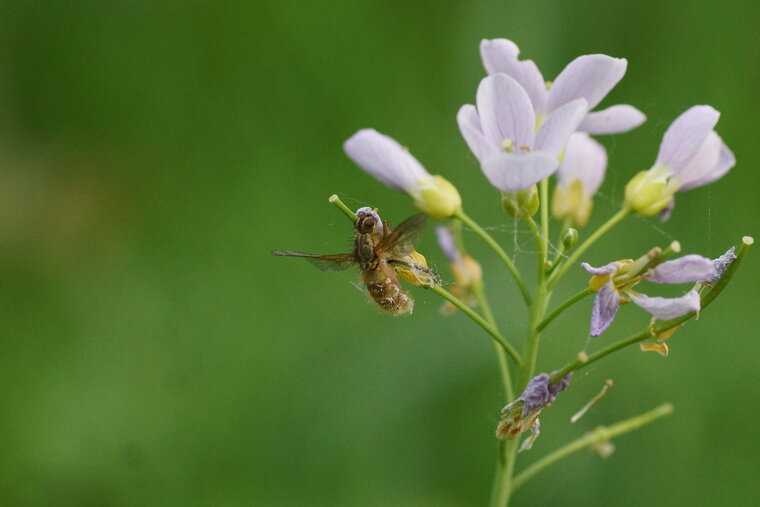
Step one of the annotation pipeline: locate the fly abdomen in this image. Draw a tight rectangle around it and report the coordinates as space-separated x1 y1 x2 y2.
366 277 413 315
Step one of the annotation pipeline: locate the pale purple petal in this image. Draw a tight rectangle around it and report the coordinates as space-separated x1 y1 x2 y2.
591 282 620 337
647 254 715 284
480 151 558 192
578 105 646 134
480 39 548 115
628 290 700 320
677 131 735 191
656 105 720 171
534 98 588 156
658 197 675 221
476 73 536 148
702 247 736 283
457 104 499 162
556 133 607 195
521 371 573 415
582 261 619 276
344 129 430 192
435 226 460 263
547 54 627 112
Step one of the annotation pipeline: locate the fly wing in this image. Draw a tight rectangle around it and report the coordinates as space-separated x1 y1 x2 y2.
377 213 427 257
271 250 356 272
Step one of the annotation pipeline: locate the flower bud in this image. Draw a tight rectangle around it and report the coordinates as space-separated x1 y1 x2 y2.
501 184 539 217
552 180 593 226
393 250 436 287
414 175 462 219
451 254 482 288
624 167 678 216
562 228 579 251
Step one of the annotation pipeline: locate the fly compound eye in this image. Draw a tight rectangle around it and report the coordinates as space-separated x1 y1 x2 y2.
363 218 375 229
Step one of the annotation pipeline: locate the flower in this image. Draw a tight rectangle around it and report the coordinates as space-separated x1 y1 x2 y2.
495 372 572 450
552 132 607 226
457 73 587 192
624 105 735 219
583 253 715 337
480 38 646 134
702 246 737 284
435 226 482 314
343 129 462 219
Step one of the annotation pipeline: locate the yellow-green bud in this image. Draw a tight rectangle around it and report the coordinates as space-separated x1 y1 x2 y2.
414 175 462 219
562 228 579 250
624 167 678 216
501 184 539 217
552 180 593 227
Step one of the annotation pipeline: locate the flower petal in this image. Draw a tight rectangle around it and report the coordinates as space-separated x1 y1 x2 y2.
547 54 627 112
481 151 558 192
628 290 700 321
578 104 646 134
647 254 716 284
656 105 720 172
702 246 736 283
582 261 619 276
344 129 431 192
435 226 460 263
476 73 536 147
457 104 499 162
677 131 735 191
590 282 620 337
480 38 548 115
556 132 607 195
534 98 588 156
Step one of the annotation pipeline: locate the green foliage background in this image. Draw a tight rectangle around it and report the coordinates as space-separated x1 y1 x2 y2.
0 1 757 505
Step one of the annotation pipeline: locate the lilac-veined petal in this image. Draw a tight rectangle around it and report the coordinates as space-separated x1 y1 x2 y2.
435 226 460 263
628 290 700 321
590 281 620 337
457 104 499 162
556 132 607 195
480 39 548 115
656 105 720 171
647 254 715 284
547 54 627 112
677 132 735 191
582 261 620 276
344 129 431 192
480 151 558 192
534 98 588 156
476 73 536 147
578 105 646 134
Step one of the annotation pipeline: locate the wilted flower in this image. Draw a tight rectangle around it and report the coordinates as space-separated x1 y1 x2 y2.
552 132 607 227
702 246 737 284
480 38 645 134
624 105 735 219
344 129 462 219
457 73 587 192
584 253 715 337
496 372 572 450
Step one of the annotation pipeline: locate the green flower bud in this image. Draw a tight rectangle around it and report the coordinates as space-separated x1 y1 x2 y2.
562 228 579 250
624 167 679 216
501 184 539 218
414 175 462 219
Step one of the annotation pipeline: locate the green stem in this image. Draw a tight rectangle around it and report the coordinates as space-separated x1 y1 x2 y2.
547 207 631 290
489 439 518 507
428 285 522 366
550 235 753 383
455 209 533 306
511 403 674 491
328 194 358 221
537 287 594 332
540 179 549 254
472 283 515 401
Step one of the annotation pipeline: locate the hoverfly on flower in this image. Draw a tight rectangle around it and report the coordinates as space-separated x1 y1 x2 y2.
272 207 436 315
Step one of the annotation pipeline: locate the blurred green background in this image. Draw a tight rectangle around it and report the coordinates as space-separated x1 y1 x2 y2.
0 0 758 505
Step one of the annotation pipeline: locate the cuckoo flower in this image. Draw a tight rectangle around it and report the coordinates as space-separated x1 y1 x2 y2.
552 132 607 227
583 253 716 337
480 38 645 134
457 73 587 193
624 105 735 219
344 129 462 219
496 372 573 450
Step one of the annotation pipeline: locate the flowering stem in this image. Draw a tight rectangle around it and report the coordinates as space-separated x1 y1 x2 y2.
428 285 522 366
328 194 358 221
550 235 753 383
547 206 631 290
537 287 594 332
490 439 519 507
472 282 515 401
511 403 674 491
540 179 550 254
455 209 533 306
